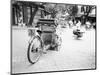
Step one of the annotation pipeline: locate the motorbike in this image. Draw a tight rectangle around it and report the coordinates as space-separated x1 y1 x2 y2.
73 29 84 40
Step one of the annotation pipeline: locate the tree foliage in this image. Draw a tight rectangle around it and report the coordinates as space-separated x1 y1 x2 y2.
67 5 78 17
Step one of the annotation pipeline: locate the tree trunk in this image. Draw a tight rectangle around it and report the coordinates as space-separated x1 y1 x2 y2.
28 7 38 26
12 7 15 25
22 5 28 26
41 10 44 18
16 7 19 26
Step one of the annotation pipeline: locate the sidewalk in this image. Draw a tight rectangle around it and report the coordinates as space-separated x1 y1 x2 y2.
12 26 36 30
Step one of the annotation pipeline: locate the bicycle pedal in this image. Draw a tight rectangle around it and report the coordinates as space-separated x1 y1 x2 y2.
31 50 34 52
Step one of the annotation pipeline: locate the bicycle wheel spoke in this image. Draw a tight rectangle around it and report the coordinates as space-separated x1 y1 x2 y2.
28 36 42 64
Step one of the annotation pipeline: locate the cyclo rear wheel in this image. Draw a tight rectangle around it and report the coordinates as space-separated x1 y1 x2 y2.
27 36 42 64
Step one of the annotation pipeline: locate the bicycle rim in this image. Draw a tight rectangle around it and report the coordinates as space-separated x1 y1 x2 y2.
28 36 42 64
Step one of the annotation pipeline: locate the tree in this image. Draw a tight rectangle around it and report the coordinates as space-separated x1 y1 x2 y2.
81 5 95 24
44 3 58 18
67 5 78 23
67 5 78 16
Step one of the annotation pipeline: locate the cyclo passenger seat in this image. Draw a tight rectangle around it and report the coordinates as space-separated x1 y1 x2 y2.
37 18 56 33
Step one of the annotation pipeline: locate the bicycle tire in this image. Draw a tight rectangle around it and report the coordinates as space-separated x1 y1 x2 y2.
27 36 42 64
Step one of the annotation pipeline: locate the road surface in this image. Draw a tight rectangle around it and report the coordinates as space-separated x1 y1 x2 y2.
12 27 96 74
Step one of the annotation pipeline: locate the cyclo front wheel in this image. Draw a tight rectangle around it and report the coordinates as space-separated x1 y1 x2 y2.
27 36 42 64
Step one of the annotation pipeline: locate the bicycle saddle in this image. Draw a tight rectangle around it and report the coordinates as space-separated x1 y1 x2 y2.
37 30 42 35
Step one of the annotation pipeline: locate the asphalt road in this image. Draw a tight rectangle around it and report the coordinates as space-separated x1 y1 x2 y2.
12 27 96 74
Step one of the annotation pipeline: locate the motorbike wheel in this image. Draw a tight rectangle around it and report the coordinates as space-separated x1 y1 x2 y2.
27 36 42 64
75 34 82 39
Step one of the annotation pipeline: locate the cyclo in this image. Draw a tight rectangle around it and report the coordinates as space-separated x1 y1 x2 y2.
27 18 62 64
